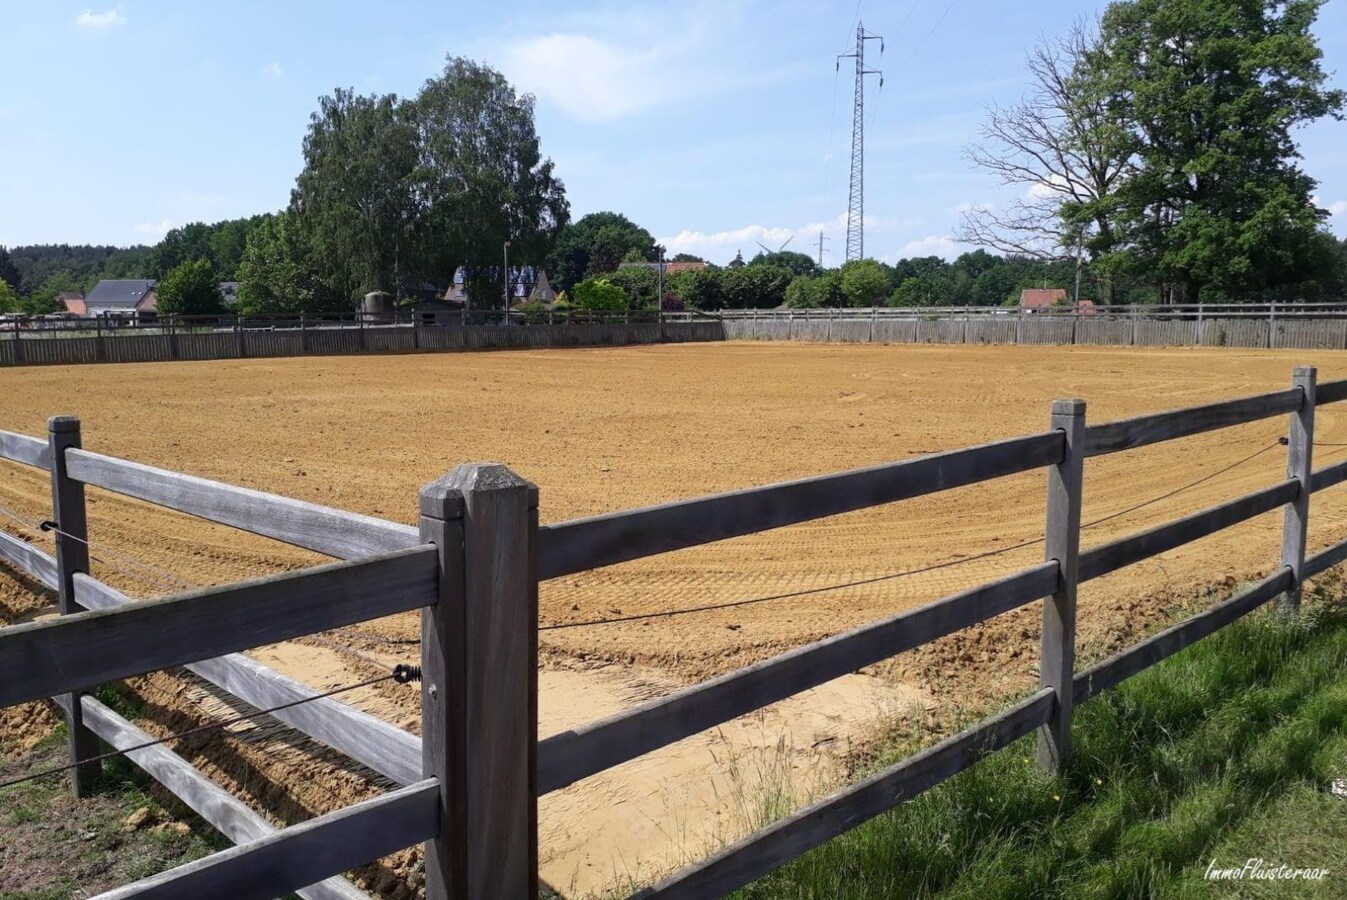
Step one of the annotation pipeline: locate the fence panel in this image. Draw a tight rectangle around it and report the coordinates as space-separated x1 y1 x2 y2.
1135 319 1199 346
916 318 965 343
176 332 237 360
1200 319 1269 348
830 319 872 342
1274 320 1347 350
791 319 831 342
20 336 99 365
306 328 364 356
1074 318 1132 345
244 330 304 357
1018 318 1076 345
872 319 918 343
965 318 1017 344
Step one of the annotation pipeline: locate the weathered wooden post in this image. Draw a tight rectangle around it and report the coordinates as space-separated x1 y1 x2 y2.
1280 365 1316 614
1038 399 1084 771
48 416 102 795
420 463 538 900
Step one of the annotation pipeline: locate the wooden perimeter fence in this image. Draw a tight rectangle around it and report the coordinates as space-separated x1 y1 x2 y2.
3 363 1347 897
718 302 1347 350
0 311 722 367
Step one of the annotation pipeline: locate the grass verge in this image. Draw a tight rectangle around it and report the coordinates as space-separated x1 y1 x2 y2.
0 688 230 899
734 597 1347 899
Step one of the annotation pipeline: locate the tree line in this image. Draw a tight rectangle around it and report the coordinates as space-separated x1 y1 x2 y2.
2 0 1345 317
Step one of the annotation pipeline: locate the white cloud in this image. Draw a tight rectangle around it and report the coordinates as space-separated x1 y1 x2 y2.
263 62 284 79
75 7 125 29
900 235 958 259
491 3 796 121
1328 200 1347 217
135 218 173 238
658 211 912 265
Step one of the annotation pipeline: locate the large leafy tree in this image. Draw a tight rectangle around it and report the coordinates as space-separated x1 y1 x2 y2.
236 211 343 314
291 89 420 303
839 259 893 307
414 58 569 307
1091 0 1344 302
547 212 656 292
156 259 224 315
572 277 626 311
750 250 820 278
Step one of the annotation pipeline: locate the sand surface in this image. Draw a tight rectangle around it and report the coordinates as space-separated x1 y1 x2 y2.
4 342 1347 894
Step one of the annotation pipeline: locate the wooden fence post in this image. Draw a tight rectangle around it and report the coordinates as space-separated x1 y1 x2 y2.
1280 365 1316 614
419 463 538 900
1038 398 1085 771
48 416 102 796
300 312 309 354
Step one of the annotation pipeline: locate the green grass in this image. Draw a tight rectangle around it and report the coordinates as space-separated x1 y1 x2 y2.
734 598 1347 899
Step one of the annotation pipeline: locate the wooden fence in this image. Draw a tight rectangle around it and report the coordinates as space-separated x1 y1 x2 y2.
717 302 1347 349
3 364 1347 897
0 310 722 367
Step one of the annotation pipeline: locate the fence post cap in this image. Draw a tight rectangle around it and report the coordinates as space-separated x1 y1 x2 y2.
48 416 81 433
419 462 538 517
1292 365 1317 379
1051 399 1086 416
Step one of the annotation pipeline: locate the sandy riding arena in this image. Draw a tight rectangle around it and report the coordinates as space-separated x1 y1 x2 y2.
4 341 1347 895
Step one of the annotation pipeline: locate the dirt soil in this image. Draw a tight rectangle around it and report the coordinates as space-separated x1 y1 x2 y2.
5 342 1347 895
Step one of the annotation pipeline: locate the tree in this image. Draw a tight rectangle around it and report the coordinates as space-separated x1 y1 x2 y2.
415 58 569 306
156 259 224 315
236 211 343 314
1089 0 1344 302
547 212 655 291
292 88 420 303
668 267 724 310
0 247 20 292
605 265 660 309
959 22 1137 295
721 264 793 309
749 250 819 278
670 252 704 263
0 278 18 313
839 259 893 307
572 277 626 311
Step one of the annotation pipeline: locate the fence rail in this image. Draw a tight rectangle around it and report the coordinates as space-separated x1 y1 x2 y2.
2 365 1347 897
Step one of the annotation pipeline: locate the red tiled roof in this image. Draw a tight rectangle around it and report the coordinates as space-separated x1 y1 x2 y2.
1019 289 1068 308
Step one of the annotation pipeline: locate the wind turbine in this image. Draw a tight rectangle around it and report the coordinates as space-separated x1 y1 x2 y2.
755 236 795 255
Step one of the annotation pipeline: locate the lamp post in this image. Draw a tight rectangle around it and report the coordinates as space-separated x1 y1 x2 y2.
503 240 512 324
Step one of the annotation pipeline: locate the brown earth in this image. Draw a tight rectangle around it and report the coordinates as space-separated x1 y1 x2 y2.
4 342 1347 895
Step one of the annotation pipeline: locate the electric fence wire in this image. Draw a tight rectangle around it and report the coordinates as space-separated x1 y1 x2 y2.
0 665 420 792
540 437 1290 630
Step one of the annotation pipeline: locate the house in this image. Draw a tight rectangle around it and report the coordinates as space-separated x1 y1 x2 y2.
57 292 86 316
618 260 709 275
527 270 556 305
443 266 538 308
1018 288 1068 312
83 279 158 320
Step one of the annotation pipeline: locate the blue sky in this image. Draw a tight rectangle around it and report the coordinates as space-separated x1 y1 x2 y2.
1 0 1344 265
